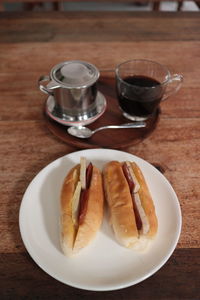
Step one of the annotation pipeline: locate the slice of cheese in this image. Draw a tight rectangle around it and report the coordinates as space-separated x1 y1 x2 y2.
134 193 150 235
125 161 140 193
80 157 86 190
72 181 82 225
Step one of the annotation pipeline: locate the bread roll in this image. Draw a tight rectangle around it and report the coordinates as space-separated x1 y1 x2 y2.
103 160 158 250
60 161 104 256
103 161 138 248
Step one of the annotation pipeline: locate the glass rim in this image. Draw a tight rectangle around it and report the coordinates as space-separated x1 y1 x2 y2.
115 59 171 88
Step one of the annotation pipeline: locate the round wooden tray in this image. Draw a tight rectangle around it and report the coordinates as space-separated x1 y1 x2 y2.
45 77 160 149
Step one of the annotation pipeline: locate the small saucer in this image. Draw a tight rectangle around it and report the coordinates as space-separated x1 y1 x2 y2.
45 92 107 127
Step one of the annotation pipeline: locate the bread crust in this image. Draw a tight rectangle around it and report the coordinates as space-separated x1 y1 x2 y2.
73 166 104 253
103 161 138 248
60 164 104 255
60 165 80 256
103 160 158 249
130 162 158 238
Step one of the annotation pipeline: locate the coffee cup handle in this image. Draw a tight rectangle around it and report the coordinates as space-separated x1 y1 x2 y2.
38 75 54 95
162 74 183 101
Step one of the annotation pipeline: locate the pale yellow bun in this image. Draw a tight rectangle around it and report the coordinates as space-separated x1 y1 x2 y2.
130 162 158 238
103 161 138 248
60 165 80 256
60 164 104 256
73 166 104 253
103 160 158 250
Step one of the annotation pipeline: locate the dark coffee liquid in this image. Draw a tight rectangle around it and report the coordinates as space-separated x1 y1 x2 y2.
117 75 163 117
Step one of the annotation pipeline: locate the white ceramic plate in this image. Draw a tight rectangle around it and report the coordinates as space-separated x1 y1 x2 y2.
19 149 182 291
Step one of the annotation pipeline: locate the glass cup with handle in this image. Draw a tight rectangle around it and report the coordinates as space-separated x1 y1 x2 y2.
115 59 183 121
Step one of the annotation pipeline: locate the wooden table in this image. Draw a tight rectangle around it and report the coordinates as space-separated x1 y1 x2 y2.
0 11 199 299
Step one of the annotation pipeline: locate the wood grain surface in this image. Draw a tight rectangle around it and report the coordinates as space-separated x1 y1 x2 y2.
0 12 200 43
0 11 199 299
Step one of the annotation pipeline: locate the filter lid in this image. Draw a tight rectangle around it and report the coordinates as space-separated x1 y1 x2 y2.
51 60 99 88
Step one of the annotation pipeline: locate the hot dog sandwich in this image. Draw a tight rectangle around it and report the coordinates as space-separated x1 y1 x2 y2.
103 161 158 250
60 157 104 256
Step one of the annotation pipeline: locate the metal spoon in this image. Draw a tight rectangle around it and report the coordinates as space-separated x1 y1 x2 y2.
67 121 146 138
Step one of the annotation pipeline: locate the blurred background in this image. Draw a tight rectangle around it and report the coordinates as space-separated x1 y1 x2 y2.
2 1 200 11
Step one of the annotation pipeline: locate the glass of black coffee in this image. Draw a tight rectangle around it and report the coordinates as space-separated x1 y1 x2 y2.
115 59 183 121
